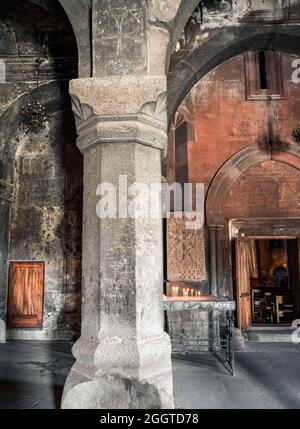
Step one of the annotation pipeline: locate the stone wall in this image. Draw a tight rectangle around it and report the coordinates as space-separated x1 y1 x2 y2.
224 160 300 219
0 0 82 340
169 52 300 198
166 49 300 344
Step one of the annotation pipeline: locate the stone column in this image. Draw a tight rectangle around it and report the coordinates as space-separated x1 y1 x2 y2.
208 227 218 297
0 179 13 325
62 76 174 409
208 226 227 297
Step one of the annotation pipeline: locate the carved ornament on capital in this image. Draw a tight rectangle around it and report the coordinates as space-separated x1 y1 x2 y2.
69 77 168 157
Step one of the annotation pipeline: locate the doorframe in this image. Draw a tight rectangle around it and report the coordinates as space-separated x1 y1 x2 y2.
230 218 300 330
7 260 45 330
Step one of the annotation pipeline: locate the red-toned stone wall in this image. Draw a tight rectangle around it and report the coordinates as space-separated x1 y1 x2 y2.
167 51 300 296
224 160 300 219
169 52 300 218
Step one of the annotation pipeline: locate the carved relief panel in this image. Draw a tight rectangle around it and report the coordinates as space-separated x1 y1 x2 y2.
93 0 147 76
167 213 207 282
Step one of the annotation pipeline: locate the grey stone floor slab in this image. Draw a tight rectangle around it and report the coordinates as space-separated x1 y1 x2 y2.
1 341 300 409
0 341 74 409
173 343 300 409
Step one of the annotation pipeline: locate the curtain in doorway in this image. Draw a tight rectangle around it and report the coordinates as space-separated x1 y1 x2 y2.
247 240 259 279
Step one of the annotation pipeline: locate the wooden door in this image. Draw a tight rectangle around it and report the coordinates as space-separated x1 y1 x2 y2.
8 262 44 329
236 239 252 330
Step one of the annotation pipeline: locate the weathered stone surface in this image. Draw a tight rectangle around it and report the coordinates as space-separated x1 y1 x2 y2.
0 0 77 82
63 137 174 409
149 0 182 23
0 319 5 343
6 111 82 340
70 76 167 117
93 0 147 76
63 374 167 409
234 328 246 351
148 26 170 75
0 0 82 342
63 76 174 409
57 0 92 78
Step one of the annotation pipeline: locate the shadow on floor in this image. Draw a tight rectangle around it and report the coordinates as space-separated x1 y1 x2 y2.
0 341 74 409
1 341 300 409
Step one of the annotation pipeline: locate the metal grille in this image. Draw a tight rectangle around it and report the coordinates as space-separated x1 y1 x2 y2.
167 309 235 376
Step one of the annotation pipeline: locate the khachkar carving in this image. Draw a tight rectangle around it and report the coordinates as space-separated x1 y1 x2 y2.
93 0 147 76
167 213 207 282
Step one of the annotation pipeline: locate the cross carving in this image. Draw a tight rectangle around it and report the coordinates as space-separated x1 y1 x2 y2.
99 9 141 57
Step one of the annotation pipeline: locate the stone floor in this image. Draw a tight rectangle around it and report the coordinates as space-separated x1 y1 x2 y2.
0 341 300 409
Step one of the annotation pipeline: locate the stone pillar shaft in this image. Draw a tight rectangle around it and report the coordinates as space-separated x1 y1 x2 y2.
62 77 174 409
0 180 13 322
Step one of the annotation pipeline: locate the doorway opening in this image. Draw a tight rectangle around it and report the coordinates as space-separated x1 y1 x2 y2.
234 237 300 330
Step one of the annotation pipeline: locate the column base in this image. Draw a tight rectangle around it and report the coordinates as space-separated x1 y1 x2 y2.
62 373 172 409
61 333 174 409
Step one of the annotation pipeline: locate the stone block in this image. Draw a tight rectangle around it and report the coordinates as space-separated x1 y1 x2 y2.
70 75 167 118
0 319 6 343
93 0 147 76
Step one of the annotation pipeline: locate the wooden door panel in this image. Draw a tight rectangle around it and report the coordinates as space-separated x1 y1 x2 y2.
8 262 44 329
236 240 252 330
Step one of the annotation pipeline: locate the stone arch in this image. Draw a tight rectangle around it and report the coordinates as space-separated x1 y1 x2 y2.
0 81 71 186
168 25 300 122
26 0 91 77
168 0 201 54
206 145 300 227
148 1 199 75
0 81 83 336
173 99 197 143
205 144 300 297
56 0 91 77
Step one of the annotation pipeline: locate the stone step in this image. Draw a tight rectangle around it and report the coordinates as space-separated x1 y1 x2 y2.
244 327 295 343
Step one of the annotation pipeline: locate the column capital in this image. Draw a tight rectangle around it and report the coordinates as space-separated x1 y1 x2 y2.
69 76 168 154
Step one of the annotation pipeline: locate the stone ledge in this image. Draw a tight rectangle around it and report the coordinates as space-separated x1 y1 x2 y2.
76 114 167 154
163 297 236 312
70 76 167 117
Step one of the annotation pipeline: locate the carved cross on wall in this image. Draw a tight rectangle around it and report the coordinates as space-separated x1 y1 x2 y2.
94 1 147 76
108 13 134 56
99 9 142 57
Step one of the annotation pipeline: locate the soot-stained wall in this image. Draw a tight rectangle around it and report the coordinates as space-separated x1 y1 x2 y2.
0 0 82 340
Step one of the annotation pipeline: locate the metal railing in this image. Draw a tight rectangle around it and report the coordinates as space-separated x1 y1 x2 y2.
164 299 235 376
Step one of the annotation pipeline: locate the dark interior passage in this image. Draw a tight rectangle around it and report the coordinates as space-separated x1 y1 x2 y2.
250 239 300 325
